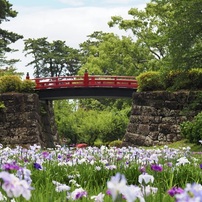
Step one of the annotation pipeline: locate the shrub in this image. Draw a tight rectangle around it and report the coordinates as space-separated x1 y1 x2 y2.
93 139 104 148
101 111 128 143
136 71 164 92
163 68 202 91
180 112 202 144
162 70 190 91
21 79 36 93
137 68 202 92
188 68 202 89
0 75 22 93
109 140 123 148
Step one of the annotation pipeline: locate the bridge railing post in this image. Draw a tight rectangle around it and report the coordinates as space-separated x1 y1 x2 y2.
55 77 58 87
84 69 89 86
26 72 30 80
35 78 39 89
91 72 95 85
114 77 117 85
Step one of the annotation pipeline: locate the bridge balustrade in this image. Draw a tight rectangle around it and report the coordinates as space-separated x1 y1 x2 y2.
30 71 138 90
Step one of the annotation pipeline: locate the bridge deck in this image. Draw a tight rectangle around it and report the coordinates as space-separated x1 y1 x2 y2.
36 87 137 100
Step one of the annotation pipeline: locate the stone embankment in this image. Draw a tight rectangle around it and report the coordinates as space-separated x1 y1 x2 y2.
123 91 202 147
1 91 201 148
0 93 58 148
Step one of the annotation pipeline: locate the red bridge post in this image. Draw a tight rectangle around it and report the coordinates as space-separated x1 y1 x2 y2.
26 72 30 80
84 69 89 86
91 72 95 85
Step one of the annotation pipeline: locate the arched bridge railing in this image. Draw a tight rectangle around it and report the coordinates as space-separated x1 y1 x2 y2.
30 71 138 90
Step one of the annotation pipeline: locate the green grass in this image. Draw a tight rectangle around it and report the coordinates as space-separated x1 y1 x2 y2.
144 139 202 152
169 139 202 152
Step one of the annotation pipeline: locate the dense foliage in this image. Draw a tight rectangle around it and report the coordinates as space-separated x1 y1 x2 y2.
137 68 202 92
108 0 202 70
167 0 202 69
54 100 130 145
0 75 35 93
181 112 202 144
79 31 150 76
136 71 164 92
24 38 81 77
0 0 23 68
0 75 21 92
0 67 23 77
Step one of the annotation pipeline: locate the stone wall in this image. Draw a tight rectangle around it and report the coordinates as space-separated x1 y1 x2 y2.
122 91 202 147
0 93 59 148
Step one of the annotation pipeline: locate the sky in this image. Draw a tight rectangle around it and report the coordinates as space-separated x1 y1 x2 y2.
2 0 149 78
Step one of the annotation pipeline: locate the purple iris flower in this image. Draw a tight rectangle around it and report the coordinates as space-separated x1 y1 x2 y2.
33 162 42 170
3 163 20 171
139 166 146 173
106 189 111 196
42 151 49 158
24 158 29 163
167 162 173 167
199 164 202 169
151 164 163 172
66 154 72 160
75 190 87 199
168 187 184 197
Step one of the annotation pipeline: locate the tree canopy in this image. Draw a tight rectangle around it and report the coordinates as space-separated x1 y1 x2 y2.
167 0 202 69
108 0 202 70
24 38 81 77
79 31 153 76
0 0 23 68
54 100 130 145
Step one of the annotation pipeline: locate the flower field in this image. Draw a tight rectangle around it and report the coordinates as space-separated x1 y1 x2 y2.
0 144 202 202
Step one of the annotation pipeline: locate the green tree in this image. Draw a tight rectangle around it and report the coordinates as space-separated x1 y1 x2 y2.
79 31 103 66
181 112 202 144
100 109 130 143
24 38 81 77
108 4 170 71
0 66 23 77
78 98 132 112
54 100 81 144
0 0 23 68
79 31 150 76
54 99 130 145
108 0 202 71
166 0 202 69
77 110 104 145
78 98 107 111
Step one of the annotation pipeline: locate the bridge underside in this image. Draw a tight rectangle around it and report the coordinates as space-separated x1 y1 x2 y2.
36 87 136 100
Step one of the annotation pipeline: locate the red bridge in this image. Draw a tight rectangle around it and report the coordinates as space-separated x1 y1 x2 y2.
30 71 138 100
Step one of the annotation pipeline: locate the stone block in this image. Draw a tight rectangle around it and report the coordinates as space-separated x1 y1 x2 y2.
137 124 150 135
